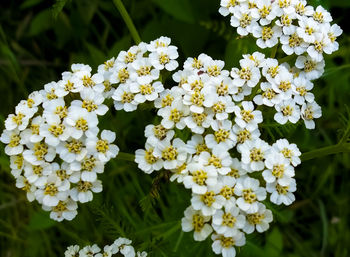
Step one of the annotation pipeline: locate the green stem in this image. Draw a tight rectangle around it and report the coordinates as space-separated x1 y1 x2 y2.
113 0 141 44
270 44 278 58
301 143 350 161
116 151 135 162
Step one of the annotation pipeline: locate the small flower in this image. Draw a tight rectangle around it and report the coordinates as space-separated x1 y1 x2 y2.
211 232 246 257
266 179 297 205
234 177 266 213
181 206 213 241
242 202 273 233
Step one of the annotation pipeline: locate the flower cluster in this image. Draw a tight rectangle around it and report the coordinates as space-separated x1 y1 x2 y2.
0 36 179 222
135 52 305 256
0 64 119 221
219 0 342 60
96 36 179 112
219 0 342 129
65 237 147 257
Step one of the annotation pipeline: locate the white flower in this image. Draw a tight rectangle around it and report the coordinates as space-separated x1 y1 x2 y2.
77 155 105 182
20 116 45 144
271 69 295 100
57 138 87 163
5 111 31 131
242 202 273 233
232 84 252 102
263 152 295 185
233 101 263 130
130 81 164 104
205 120 236 150
43 98 68 124
325 23 342 52
312 6 332 24
112 84 138 112
301 101 322 129
135 144 163 174
184 109 214 134
183 162 218 194
149 45 179 71
186 134 209 156
23 141 56 165
35 175 70 207
79 244 101 257
23 162 52 184
307 33 332 62
251 0 278 26
238 138 270 171
296 17 319 43
212 205 246 237
197 146 232 175
295 55 325 80
230 5 259 36
231 59 261 88
254 82 281 107
232 124 261 145
45 198 78 221
1 129 24 156
64 106 98 139
191 188 226 216
271 138 301 166
15 175 36 201
280 27 308 55
154 87 183 109
253 25 282 49
70 179 102 203
219 0 239 17
153 138 187 169
130 58 159 84
65 245 80 257
73 88 108 116
158 100 189 129
147 36 172 52
267 179 297 205
39 122 72 147
181 206 213 241
211 232 246 257
234 177 266 213
144 124 175 146
293 75 314 104
242 51 266 67
274 99 301 124
274 0 295 16
86 130 119 162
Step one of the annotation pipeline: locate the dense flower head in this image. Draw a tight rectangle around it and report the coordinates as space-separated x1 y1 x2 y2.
0 37 179 222
1 63 120 221
134 0 342 254
64 237 147 257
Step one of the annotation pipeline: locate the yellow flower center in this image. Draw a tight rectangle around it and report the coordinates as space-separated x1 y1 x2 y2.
242 188 257 203
192 170 208 186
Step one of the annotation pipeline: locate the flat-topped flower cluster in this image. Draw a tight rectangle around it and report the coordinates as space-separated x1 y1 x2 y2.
135 53 303 257
0 36 180 221
220 0 341 61
0 64 119 221
65 237 147 257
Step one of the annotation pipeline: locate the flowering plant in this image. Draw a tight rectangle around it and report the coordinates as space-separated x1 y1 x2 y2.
0 0 348 256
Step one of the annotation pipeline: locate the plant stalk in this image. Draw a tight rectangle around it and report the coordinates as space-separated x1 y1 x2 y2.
301 143 350 161
113 0 141 44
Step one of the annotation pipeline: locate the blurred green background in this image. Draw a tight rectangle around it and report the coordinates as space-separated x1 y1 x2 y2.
0 0 349 256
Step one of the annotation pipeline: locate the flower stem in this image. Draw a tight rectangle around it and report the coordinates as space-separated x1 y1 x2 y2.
113 0 141 44
116 151 135 162
301 143 350 161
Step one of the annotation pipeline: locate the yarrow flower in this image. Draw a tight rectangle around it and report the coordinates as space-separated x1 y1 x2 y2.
64 237 147 257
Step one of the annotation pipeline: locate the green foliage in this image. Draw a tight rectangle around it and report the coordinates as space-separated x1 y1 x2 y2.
0 0 349 257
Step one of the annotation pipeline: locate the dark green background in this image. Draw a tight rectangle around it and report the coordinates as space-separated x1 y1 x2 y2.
0 0 349 256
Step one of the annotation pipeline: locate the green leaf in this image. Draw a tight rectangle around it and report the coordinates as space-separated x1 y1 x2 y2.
52 0 69 19
151 0 195 24
20 0 44 9
29 10 53 36
28 210 56 230
264 227 283 256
